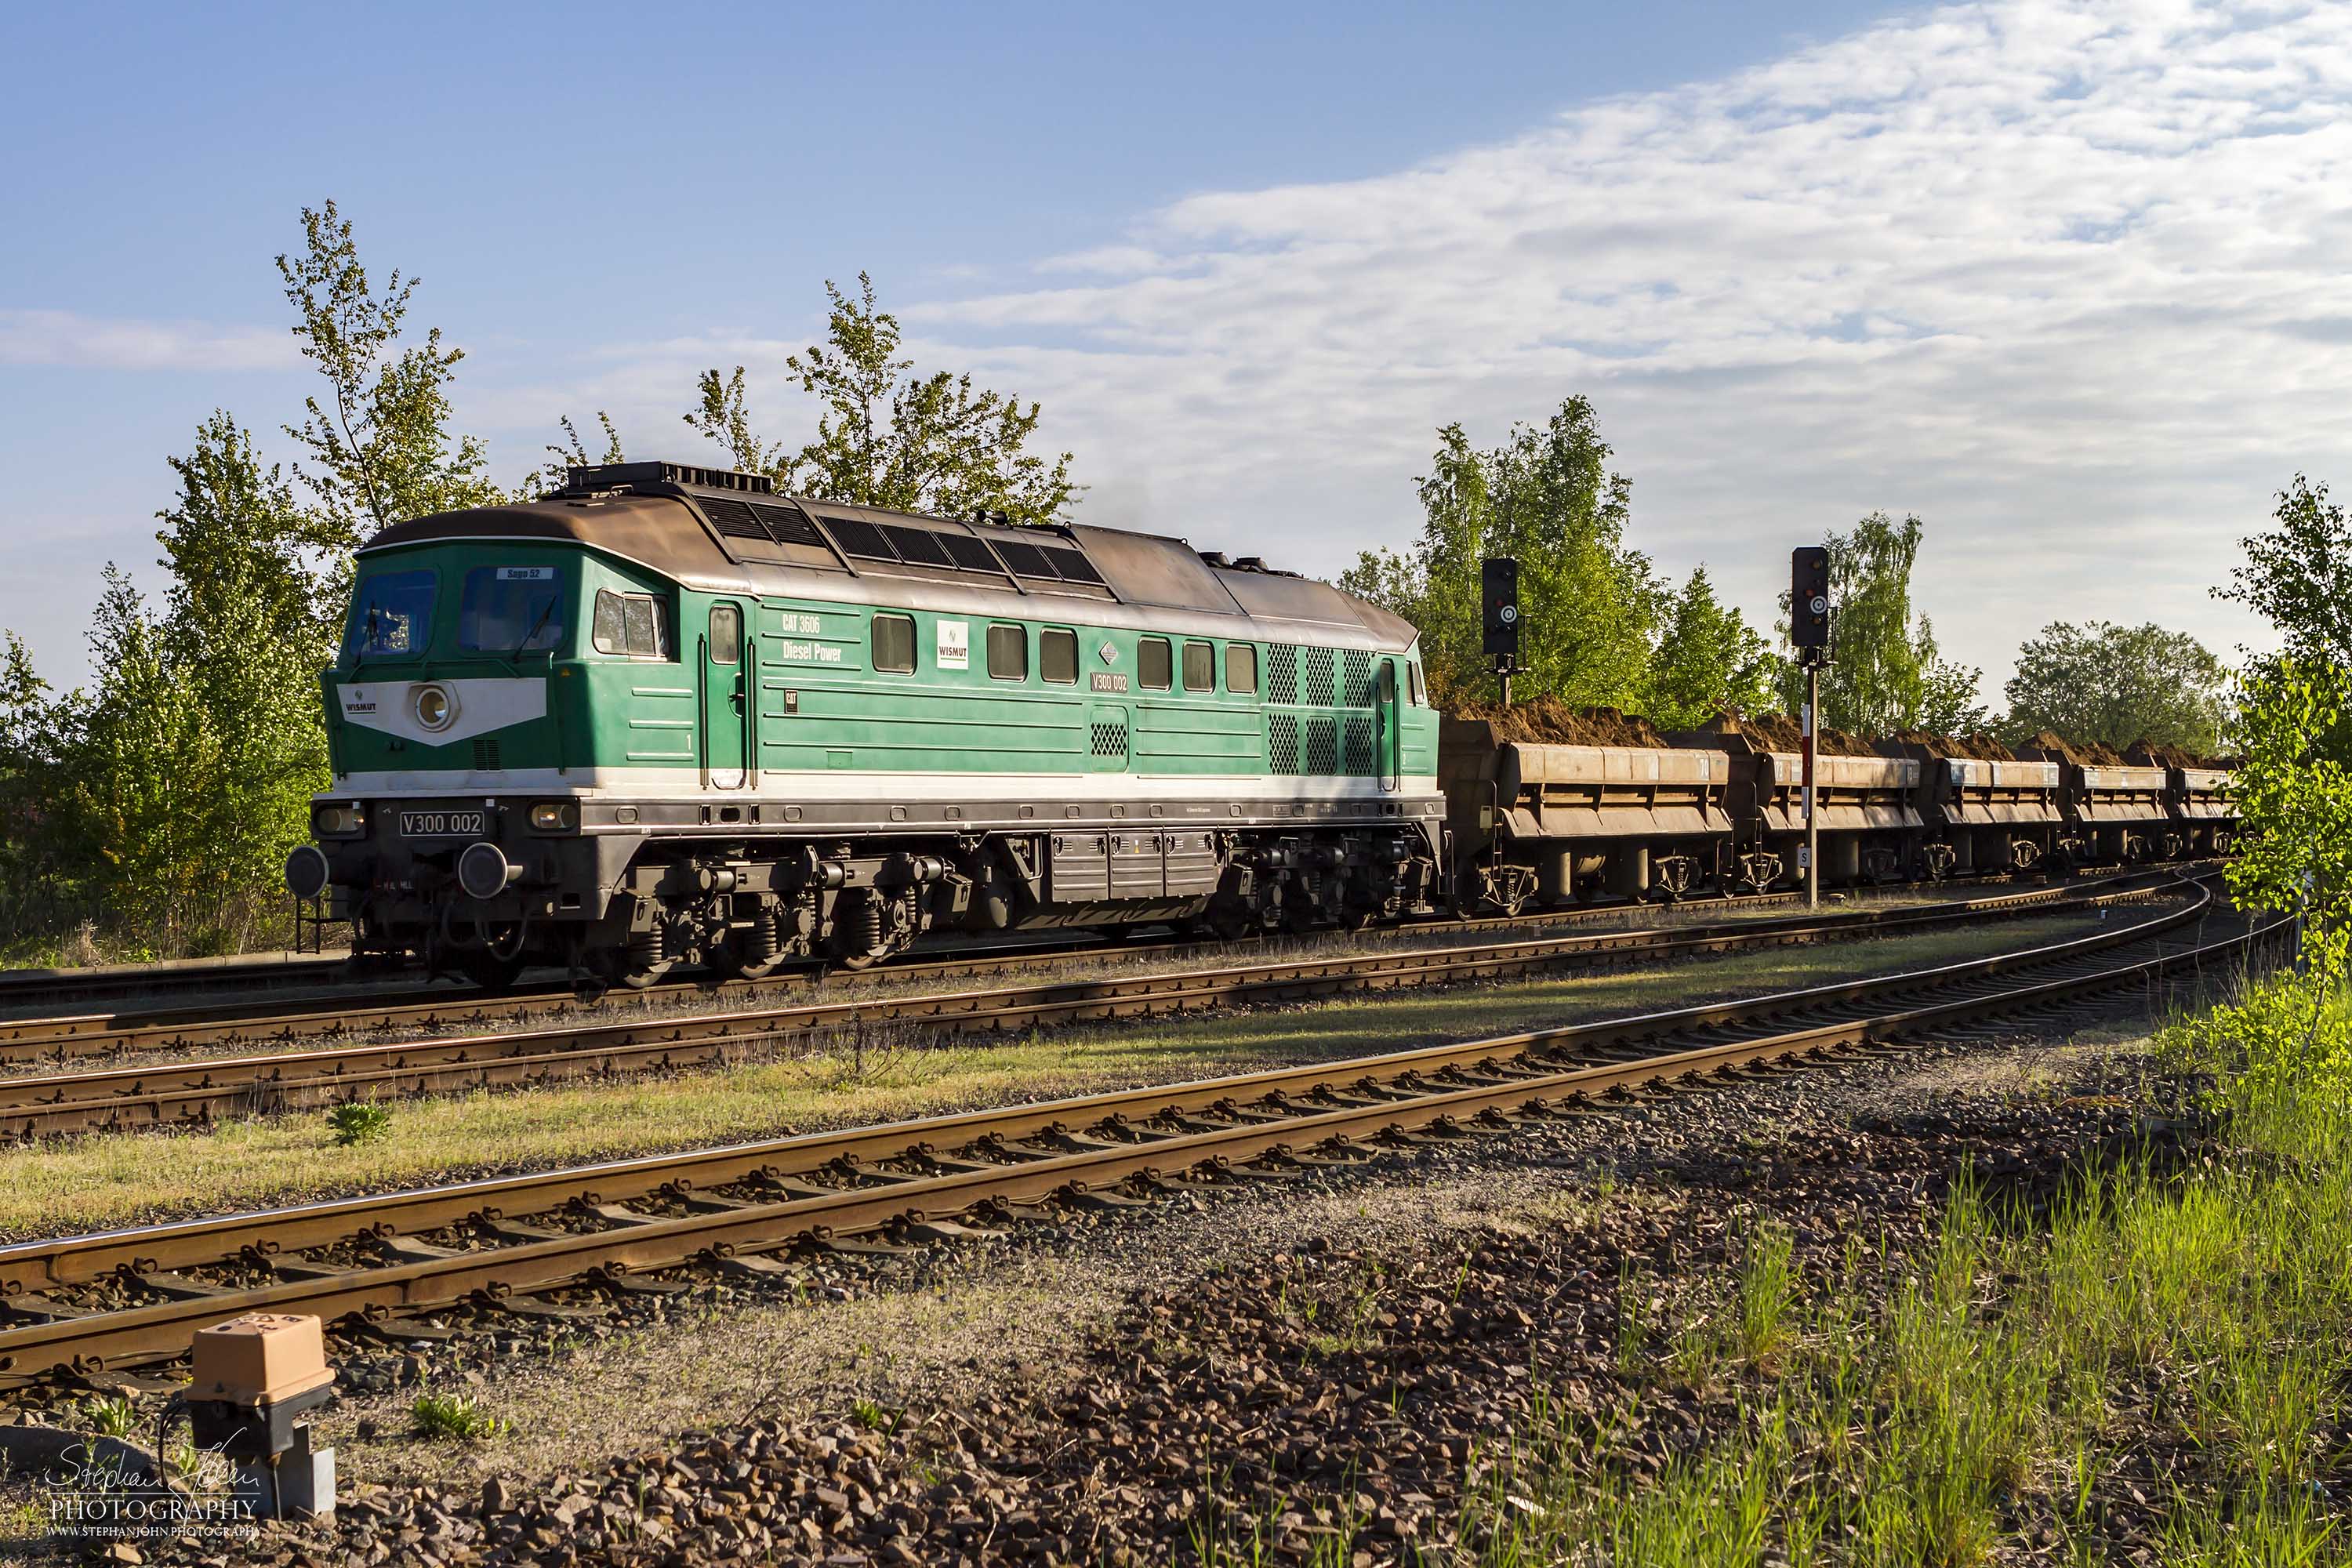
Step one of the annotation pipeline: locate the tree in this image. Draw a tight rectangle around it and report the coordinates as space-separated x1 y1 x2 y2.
2218 475 2352 670
535 412 626 495
277 200 499 539
1780 511 1987 736
1340 399 1662 710
2227 659 2352 971
684 274 1076 524
1644 566 1777 730
1999 621 2230 753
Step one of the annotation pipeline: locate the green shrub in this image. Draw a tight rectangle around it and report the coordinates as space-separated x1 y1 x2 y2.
327 1101 392 1146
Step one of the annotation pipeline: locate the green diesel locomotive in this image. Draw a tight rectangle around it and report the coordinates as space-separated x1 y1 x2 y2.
287 462 1448 986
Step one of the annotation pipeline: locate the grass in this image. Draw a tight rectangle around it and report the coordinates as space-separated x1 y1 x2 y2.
0 911 2114 1240
1455 975 2352 1567
412 1392 509 1442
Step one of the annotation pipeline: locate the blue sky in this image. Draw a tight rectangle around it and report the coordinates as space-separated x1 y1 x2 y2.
2 1 2335 695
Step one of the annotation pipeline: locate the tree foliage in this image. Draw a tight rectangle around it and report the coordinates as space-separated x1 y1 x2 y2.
684 274 1076 525
1779 511 1986 735
277 200 500 540
2217 474 2352 671
535 412 626 495
1646 567 1777 731
0 202 483 957
0 418 337 953
1339 400 1663 710
2227 659 2352 976
1999 620 2230 753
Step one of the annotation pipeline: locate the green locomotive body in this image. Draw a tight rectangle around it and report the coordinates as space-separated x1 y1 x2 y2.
289 463 1447 985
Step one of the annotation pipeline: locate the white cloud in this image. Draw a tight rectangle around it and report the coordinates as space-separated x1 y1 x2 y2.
0 309 292 371
451 0 2343 695
862 0 2348 691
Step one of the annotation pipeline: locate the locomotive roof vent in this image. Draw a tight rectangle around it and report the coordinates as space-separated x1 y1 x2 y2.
561 460 775 498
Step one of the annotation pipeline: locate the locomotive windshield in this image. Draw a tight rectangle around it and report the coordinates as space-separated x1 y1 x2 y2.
343 569 435 660
458 564 567 654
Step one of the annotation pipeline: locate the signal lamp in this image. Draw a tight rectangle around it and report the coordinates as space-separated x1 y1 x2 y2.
529 801 578 831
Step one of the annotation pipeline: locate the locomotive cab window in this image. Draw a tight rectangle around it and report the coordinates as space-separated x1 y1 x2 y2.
708 605 742 664
592 590 670 659
871 613 916 674
345 568 436 660
1183 640 1215 693
988 623 1028 681
1040 627 1078 684
1225 643 1258 695
459 566 564 655
1138 637 1172 691
1408 661 1425 706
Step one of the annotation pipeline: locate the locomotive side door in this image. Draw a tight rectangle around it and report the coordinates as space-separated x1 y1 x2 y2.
702 601 747 789
1377 657 1402 793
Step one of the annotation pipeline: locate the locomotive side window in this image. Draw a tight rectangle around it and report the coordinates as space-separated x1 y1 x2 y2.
1040 627 1078 684
1138 637 1171 691
988 623 1028 681
345 569 436 659
1408 661 1425 706
1225 643 1258 695
1182 641 1215 692
709 605 742 665
871 613 916 674
459 566 564 654
592 590 670 659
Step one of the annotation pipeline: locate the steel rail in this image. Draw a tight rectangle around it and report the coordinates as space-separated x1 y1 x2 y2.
0 873 2186 1139
0 880 2254 1389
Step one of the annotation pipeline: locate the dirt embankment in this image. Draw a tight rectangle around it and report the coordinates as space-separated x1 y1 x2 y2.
1886 728 2016 762
1701 710 1878 758
1448 698 1668 749
2018 731 2127 767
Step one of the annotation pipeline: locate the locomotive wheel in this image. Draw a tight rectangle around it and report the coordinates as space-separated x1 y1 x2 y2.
719 916 793 982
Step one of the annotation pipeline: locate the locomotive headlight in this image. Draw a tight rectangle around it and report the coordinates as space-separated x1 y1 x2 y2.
411 683 457 732
529 801 578 832
311 803 365 837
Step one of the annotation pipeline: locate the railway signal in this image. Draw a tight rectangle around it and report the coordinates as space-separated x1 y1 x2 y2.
1791 546 1831 659
1791 545 1833 909
1482 556 1519 704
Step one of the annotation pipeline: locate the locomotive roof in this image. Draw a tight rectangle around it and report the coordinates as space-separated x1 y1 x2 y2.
361 461 1419 653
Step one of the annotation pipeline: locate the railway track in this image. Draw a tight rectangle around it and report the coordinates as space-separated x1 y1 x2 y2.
0 872 2190 1140
7 863 2166 1054
0 887 1860 1056
0 875 2259 1395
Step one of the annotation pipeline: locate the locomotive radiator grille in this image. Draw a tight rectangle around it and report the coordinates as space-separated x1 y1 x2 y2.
1268 644 1298 705
1269 713 1300 775
1303 647 1337 707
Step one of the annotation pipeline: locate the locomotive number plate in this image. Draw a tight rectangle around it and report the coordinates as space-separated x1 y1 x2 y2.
400 810 486 839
